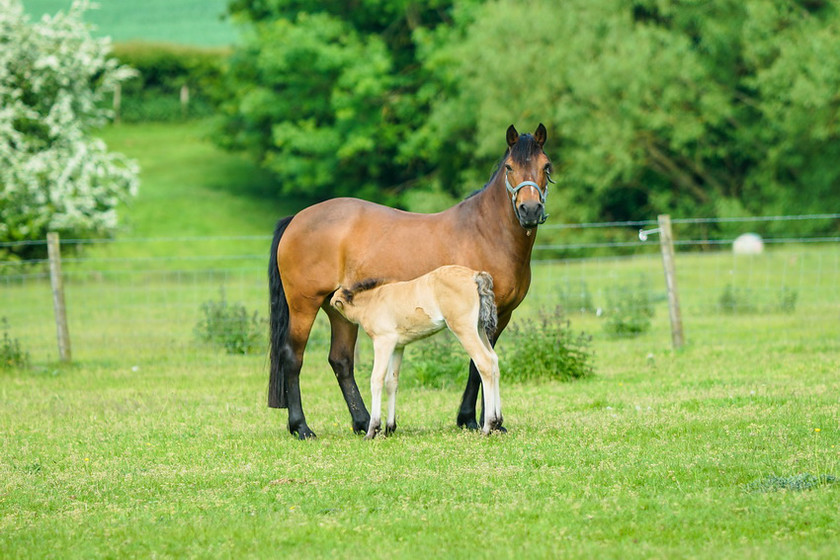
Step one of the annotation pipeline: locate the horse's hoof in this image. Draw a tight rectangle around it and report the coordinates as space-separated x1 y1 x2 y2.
495 425 507 434
385 422 397 436
457 414 480 430
290 424 317 440
364 431 377 440
459 420 480 431
352 418 370 435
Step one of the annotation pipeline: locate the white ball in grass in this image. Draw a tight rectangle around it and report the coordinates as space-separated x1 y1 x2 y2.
733 233 764 255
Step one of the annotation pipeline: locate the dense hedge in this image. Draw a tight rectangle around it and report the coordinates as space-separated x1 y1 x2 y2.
110 42 229 122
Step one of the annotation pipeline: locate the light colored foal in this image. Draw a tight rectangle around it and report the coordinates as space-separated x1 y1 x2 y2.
330 265 502 438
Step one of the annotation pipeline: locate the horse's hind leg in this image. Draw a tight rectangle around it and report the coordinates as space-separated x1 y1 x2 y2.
285 301 321 439
323 304 370 434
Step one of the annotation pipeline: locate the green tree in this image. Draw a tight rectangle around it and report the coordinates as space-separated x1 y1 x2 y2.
0 0 139 260
218 0 478 202
414 0 840 236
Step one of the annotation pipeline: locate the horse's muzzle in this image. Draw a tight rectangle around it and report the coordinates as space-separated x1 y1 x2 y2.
517 201 546 229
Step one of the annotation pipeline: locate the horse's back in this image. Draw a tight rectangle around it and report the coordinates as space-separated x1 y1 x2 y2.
277 198 456 298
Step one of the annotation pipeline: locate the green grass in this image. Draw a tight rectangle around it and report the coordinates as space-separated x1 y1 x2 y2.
2 323 839 558
2 121 840 557
22 0 238 46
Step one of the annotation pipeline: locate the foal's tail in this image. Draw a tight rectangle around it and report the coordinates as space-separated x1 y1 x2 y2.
475 271 498 339
268 216 295 409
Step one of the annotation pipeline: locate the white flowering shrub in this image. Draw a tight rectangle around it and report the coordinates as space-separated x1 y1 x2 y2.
0 0 139 260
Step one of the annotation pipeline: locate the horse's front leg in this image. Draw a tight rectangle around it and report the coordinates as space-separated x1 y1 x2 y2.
324 304 370 434
456 362 482 430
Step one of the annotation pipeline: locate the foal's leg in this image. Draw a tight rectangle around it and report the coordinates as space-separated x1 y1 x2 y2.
367 337 398 440
457 313 510 431
385 347 404 436
453 326 502 434
323 304 371 434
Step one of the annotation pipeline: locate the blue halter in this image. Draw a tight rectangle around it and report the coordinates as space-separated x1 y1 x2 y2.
504 169 554 226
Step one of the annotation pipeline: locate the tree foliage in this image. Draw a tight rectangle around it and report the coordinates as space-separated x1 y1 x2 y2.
417 0 840 234
218 0 480 202
218 0 840 235
0 0 139 260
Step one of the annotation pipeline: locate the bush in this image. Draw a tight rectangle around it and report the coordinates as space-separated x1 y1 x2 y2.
398 330 468 390
777 286 799 314
718 284 799 315
0 0 139 261
194 289 263 355
603 280 655 337
500 306 594 383
111 42 228 122
1 318 29 370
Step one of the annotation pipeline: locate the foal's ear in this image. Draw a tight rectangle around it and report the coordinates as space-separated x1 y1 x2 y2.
534 123 547 147
506 124 519 148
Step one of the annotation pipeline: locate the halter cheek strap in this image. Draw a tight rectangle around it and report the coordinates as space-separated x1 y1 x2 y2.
505 170 553 225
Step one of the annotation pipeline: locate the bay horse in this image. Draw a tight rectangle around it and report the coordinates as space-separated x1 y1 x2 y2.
330 265 501 439
269 123 553 439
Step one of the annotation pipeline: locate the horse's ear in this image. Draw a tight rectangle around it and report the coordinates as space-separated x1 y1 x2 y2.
506 125 519 148
534 123 547 147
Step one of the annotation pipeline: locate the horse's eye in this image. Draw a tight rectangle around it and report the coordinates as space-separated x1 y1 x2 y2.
505 164 513 172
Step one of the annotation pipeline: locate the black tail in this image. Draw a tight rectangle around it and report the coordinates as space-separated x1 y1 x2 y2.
268 216 295 408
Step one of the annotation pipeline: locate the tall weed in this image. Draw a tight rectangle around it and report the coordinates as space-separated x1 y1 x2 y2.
194 289 263 355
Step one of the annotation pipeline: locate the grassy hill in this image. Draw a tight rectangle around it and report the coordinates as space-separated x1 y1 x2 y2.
88 120 325 266
22 0 239 46
99 121 286 239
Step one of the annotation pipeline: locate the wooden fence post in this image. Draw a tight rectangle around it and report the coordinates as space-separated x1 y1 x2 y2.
180 84 190 119
47 233 72 362
657 215 685 349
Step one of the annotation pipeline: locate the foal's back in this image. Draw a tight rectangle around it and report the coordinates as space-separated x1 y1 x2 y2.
353 266 484 344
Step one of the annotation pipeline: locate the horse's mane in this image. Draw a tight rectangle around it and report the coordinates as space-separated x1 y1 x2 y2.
465 133 544 200
340 278 385 303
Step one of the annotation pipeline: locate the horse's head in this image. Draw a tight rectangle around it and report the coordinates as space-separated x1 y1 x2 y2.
503 123 554 230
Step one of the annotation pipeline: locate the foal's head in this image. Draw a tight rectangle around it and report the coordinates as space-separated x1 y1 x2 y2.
502 123 553 229
330 278 384 322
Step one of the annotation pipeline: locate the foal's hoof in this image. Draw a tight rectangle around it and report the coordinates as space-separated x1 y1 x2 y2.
364 421 381 440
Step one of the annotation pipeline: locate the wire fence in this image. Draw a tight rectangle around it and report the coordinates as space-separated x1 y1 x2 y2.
1 214 838 365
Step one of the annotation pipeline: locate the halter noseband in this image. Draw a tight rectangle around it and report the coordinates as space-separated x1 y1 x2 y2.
505 169 554 226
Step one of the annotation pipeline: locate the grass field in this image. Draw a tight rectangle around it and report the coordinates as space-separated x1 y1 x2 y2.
22 0 238 46
2 122 840 558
